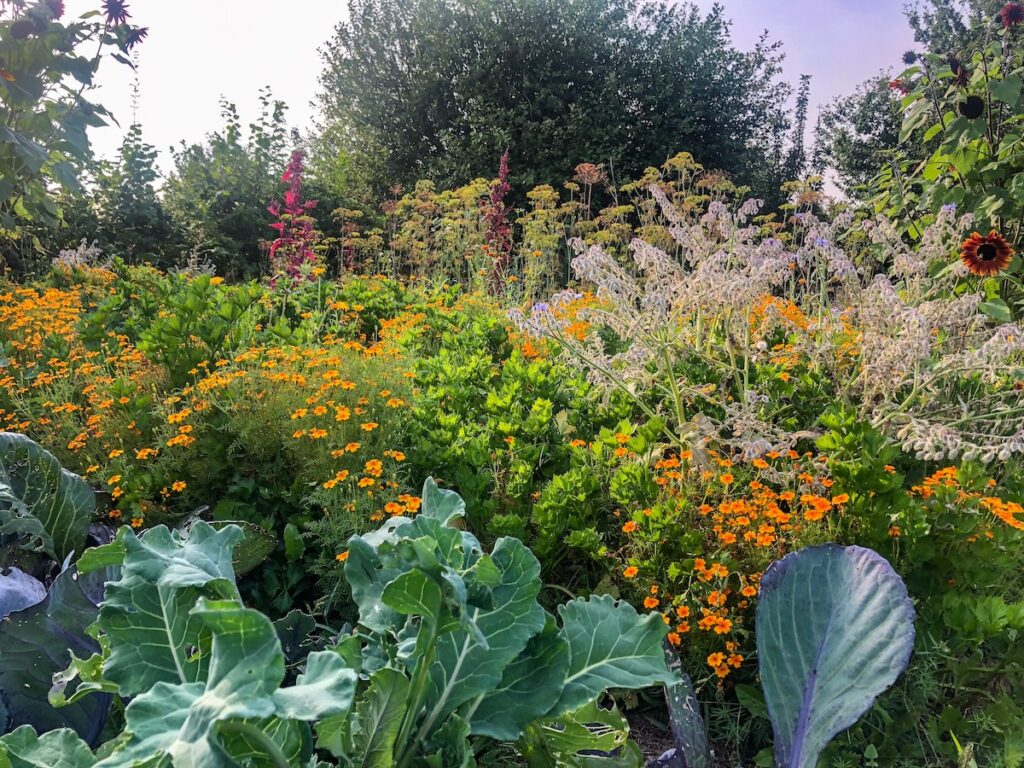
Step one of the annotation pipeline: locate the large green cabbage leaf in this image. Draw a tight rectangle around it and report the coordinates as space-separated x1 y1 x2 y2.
94 598 356 767
756 544 915 768
0 567 112 745
0 433 94 562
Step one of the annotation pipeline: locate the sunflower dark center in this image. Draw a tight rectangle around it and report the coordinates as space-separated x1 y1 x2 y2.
978 242 998 261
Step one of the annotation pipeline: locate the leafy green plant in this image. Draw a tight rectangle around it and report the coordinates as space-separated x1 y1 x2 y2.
0 431 94 563
757 545 915 768
25 478 673 766
0 1 147 260
658 544 915 768
0 433 111 742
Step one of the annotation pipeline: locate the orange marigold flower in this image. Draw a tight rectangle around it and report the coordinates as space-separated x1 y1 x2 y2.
171 480 187 492
623 566 639 579
361 422 379 432
643 596 660 610
336 551 349 562
666 632 682 646
719 473 734 485
706 652 726 668
622 520 638 534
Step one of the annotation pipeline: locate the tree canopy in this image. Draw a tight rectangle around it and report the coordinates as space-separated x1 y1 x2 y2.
315 0 798 200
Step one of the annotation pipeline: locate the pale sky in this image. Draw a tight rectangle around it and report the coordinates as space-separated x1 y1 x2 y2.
71 0 916 173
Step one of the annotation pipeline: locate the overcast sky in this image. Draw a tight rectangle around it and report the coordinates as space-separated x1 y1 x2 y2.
70 0 916 173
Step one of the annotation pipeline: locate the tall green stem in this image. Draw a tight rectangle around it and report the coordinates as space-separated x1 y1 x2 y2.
396 620 440 768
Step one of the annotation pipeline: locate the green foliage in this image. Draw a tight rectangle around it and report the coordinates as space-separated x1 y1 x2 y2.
0 2 143 257
756 545 915 768
0 567 112 745
87 122 184 268
820 410 1024 764
316 0 796 203
0 726 96 768
161 91 290 279
405 305 615 551
813 74 906 197
871 0 1024 310
0 431 94 562
25 481 672 765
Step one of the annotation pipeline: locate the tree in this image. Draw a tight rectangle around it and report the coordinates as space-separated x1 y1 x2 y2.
91 122 183 267
904 0 1005 52
161 89 291 279
0 0 147 275
314 0 795 202
813 74 905 197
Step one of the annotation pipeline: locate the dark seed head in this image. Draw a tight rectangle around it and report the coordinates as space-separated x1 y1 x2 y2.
959 95 985 119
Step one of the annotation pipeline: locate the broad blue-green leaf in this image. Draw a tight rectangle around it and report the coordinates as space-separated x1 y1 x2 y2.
202 519 276 576
521 700 643 768
0 567 46 618
756 545 915 768
420 477 466 524
98 522 241 695
0 567 111 745
0 433 94 562
469 615 570 740
419 536 545 734
381 569 443 618
95 599 356 768
75 528 128 575
345 513 478 633
0 726 95 768
273 650 358 720
350 667 410 766
550 595 673 717
344 527 413 634
218 717 311 766
273 609 316 665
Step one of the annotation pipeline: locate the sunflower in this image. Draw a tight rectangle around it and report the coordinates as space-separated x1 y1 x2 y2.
102 0 130 26
959 95 985 119
999 2 1024 27
947 55 969 87
960 230 1014 276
